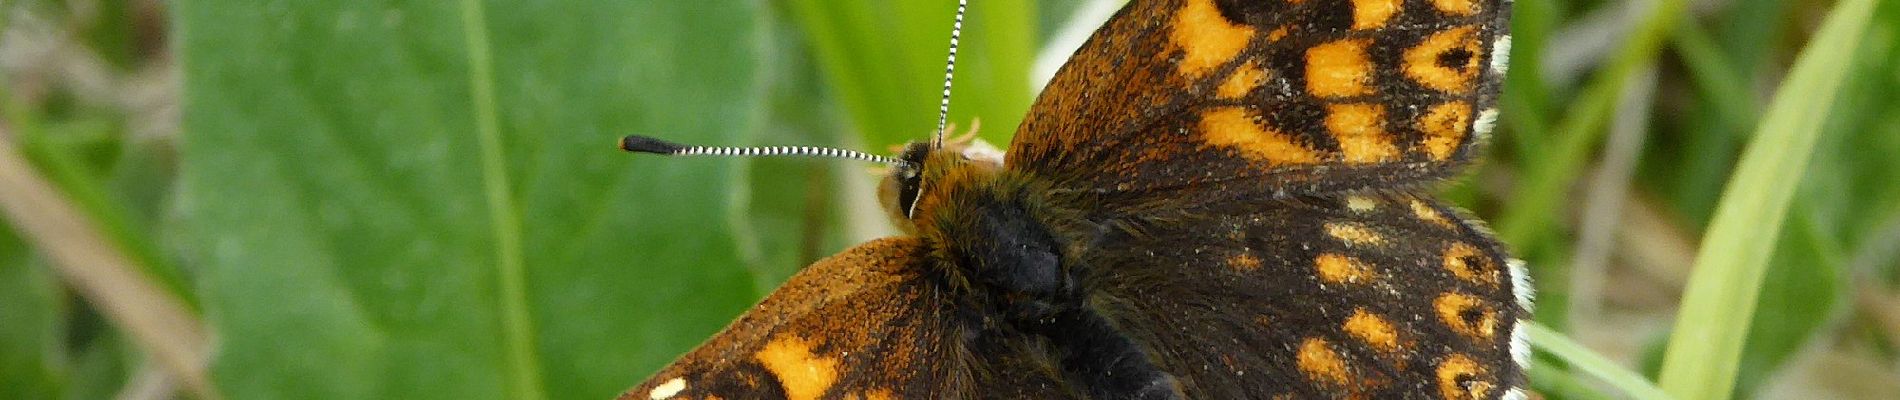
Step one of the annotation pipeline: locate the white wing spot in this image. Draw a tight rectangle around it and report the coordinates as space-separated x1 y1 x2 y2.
1503 387 1530 400
1490 35 1512 75
1510 320 1531 368
649 377 686 400
1474 108 1501 139
1508 258 1534 311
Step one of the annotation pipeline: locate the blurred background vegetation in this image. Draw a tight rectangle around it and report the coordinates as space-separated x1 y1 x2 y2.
1 0 1896 399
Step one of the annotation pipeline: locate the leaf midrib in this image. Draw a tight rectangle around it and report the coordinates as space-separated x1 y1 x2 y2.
456 1 546 399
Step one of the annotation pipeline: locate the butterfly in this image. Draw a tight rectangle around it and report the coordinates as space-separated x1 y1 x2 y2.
620 0 1528 398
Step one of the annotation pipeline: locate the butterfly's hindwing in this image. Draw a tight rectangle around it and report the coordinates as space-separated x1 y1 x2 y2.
1077 192 1529 399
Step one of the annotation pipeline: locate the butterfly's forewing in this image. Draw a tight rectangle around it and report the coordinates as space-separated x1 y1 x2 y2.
624 238 1076 400
623 238 957 399
1010 0 1510 208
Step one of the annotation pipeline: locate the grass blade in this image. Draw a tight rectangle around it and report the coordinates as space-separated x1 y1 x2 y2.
1655 0 1880 396
1527 323 1672 400
0 135 215 400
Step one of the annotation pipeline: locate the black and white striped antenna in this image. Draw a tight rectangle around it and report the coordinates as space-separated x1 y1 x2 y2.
619 135 906 167
621 0 969 168
932 0 967 150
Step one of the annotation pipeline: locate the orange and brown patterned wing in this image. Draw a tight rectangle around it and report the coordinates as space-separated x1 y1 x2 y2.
1008 0 1510 205
1084 193 1532 399
622 238 1075 400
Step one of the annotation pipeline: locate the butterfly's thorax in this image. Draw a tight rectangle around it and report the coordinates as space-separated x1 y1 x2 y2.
900 146 1071 304
886 145 1187 399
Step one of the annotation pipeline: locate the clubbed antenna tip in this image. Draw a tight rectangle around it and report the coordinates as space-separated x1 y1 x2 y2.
621 135 685 154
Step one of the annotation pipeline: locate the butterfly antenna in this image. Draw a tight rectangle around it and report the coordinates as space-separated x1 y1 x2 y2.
620 135 909 167
932 0 967 150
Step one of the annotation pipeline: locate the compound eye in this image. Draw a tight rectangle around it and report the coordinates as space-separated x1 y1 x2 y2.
896 171 923 218
891 142 934 219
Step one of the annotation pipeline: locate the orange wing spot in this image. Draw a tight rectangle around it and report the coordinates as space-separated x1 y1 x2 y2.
846 389 896 400
1344 308 1402 353
1306 39 1375 98
1326 103 1399 164
1351 0 1402 29
1325 222 1385 246
1229 252 1265 272
1316 253 1375 284
1297 338 1354 384
755 336 840 400
1431 0 1482 16
1410 199 1456 228
1218 61 1268 99
1269 25 1292 42
1403 26 1483 93
1436 354 1496 399
1435 292 1500 341
1417 101 1473 160
1201 107 1323 166
1444 242 1501 286
1171 0 1257 78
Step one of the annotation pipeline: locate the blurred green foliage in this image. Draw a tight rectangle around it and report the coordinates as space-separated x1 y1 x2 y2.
175 2 768 399
1 0 1897 399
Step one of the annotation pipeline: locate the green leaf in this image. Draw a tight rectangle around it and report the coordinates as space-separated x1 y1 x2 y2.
176 1 767 398
1655 0 1880 396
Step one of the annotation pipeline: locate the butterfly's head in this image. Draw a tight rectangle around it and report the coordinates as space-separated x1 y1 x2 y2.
883 142 933 226
878 138 1005 234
